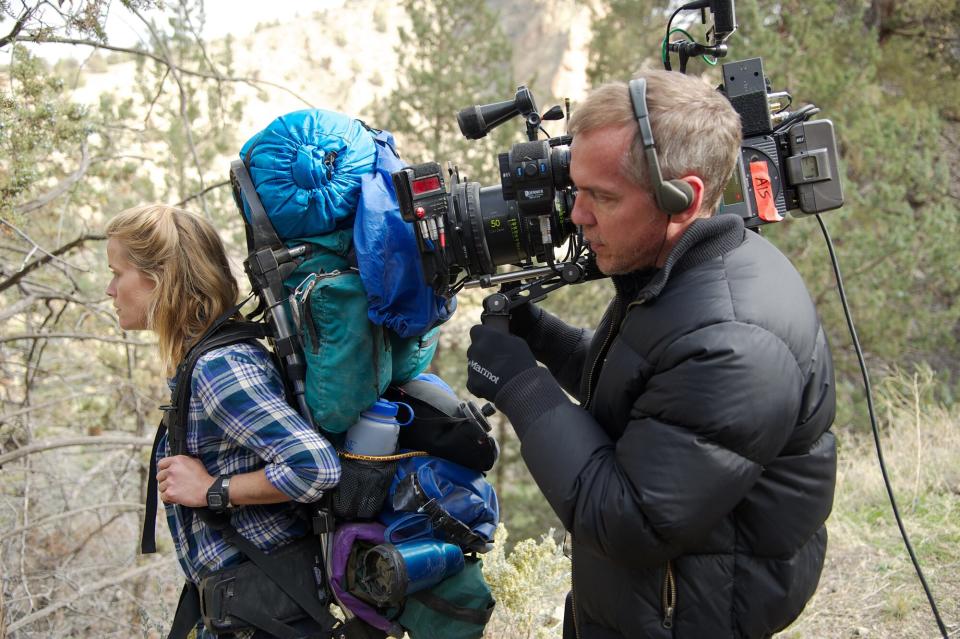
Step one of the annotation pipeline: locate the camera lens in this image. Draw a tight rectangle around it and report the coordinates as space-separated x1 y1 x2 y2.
447 183 522 276
550 145 571 190
443 181 574 281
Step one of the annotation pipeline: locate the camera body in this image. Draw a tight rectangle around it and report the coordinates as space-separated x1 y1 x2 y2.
718 57 843 226
392 88 579 300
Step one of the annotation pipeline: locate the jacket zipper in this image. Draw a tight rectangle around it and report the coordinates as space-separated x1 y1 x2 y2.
582 298 621 410
662 559 676 629
569 534 581 639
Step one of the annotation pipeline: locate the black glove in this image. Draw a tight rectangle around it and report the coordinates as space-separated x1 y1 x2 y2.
508 300 544 340
466 324 538 403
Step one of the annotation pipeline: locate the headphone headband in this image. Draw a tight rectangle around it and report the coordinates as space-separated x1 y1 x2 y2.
627 78 694 214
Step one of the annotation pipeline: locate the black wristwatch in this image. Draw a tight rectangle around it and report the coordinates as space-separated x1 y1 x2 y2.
206 475 231 513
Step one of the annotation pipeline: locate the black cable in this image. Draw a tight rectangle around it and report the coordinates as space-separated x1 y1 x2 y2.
663 5 685 70
816 215 948 638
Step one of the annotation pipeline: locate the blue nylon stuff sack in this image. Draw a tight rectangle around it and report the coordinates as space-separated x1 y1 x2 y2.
240 109 377 239
354 130 456 338
378 456 499 554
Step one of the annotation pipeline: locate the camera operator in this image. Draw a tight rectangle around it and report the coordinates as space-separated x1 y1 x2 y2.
466 70 837 638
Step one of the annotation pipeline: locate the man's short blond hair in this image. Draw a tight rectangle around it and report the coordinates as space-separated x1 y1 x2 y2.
568 70 742 214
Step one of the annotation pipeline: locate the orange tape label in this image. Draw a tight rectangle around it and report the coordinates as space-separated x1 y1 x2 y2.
749 161 782 222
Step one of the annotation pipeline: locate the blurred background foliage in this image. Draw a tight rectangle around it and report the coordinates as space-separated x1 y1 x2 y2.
1 0 958 636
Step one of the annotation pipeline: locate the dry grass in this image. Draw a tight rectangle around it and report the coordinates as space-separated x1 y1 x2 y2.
781 367 960 638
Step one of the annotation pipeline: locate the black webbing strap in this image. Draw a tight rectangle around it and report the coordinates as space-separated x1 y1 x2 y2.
207 519 337 635
167 582 202 639
393 474 486 552
227 606 304 639
230 158 282 254
410 589 495 626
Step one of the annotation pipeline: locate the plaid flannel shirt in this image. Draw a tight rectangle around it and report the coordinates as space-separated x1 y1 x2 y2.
158 342 340 591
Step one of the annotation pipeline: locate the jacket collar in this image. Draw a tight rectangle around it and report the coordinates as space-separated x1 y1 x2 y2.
612 213 746 304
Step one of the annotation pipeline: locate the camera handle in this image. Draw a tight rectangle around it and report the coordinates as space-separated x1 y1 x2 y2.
478 259 600 333
480 293 512 332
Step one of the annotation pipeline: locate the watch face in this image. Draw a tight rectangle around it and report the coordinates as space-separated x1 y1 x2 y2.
208 494 225 509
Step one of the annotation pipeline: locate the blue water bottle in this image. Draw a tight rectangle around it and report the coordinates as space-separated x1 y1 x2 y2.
359 540 466 606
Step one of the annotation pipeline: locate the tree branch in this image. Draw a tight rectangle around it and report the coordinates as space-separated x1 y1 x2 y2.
0 502 144 542
0 436 154 467
128 8 211 218
0 390 100 424
174 178 230 208
5 557 168 633
13 142 91 216
13 35 316 107
0 332 153 346
0 3 38 48
0 232 105 295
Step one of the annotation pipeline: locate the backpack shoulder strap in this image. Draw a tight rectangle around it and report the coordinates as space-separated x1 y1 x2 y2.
167 320 268 456
140 317 266 554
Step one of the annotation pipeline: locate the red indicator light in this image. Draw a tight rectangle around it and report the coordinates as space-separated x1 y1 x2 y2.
412 175 441 195
415 207 426 219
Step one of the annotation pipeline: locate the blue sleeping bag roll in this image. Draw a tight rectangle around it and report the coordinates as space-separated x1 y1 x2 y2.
239 109 377 239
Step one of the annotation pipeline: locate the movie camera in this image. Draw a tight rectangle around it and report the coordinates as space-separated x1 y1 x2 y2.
391 87 599 327
392 0 844 325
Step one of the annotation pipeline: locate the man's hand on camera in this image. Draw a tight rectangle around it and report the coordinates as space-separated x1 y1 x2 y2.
509 300 543 340
466 324 538 403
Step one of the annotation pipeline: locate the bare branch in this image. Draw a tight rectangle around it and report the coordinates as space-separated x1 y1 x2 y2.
0 232 105 295
12 35 316 107
174 178 230 208
5 557 169 633
0 3 38 48
0 332 153 346
142 64 170 125
0 502 144 541
128 8 210 218
0 390 100 424
0 294 39 324
13 142 91 216
0 435 154 467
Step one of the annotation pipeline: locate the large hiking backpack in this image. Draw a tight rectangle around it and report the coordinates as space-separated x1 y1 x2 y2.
140 108 500 639
232 109 451 436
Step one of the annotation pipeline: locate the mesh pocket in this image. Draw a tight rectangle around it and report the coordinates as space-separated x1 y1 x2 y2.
332 454 399 520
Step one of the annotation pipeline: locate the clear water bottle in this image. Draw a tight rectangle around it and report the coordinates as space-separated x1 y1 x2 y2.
343 399 412 456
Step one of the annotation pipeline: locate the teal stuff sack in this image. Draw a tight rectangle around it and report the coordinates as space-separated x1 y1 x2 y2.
285 230 391 435
390 327 439 386
398 557 495 639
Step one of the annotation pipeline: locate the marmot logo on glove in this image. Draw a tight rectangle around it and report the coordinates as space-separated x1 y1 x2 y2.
468 360 500 385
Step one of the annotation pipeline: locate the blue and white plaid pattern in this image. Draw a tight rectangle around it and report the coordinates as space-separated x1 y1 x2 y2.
158 342 340 587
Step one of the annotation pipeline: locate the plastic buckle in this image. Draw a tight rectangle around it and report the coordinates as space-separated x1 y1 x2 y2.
312 510 335 535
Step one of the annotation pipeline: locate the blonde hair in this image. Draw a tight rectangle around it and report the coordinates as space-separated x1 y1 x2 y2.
568 70 742 214
106 204 239 372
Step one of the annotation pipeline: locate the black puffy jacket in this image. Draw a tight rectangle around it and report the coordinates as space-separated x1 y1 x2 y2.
497 214 837 639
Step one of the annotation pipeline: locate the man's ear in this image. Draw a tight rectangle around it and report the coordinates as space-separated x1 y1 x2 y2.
671 175 705 221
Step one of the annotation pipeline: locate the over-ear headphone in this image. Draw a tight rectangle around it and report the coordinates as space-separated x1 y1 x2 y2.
627 78 695 214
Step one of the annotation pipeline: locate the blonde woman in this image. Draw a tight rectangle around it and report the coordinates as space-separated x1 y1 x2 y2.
106 204 340 638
